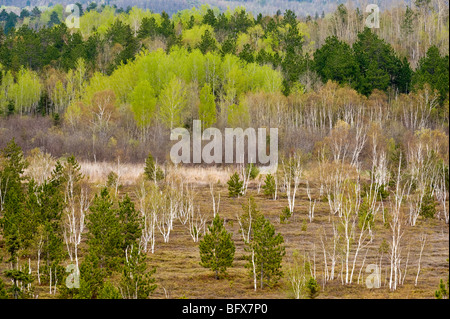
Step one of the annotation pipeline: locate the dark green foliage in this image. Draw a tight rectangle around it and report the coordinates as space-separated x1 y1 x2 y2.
435 277 449 299
353 28 410 95
0 139 29 260
238 44 255 63
199 214 235 279
220 34 237 56
4 268 33 299
0 278 9 299
138 17 158 39
75 254 106 299
144 153 164 182
99 281 121 299
86 188 123 272
227 172 243 197
197 29 217 54
248 215 285 289
313 36 360 88
306 277 320 299
412 45 449 105
118 194 142 251
48 11 61 28
419 189 436 219
120 245 157 299
262 174 276 198
280 206 292 224
203 9 217 27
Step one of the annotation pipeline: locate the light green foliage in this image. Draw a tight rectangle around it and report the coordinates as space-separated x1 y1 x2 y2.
130 80 157 129
9 67 41 115
158 76 187 129
182 24 215 48
199 83 216 128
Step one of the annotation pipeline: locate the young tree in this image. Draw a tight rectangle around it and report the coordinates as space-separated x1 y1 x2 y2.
199 214 235 279
198 83 216 128
248 215 285 289
144 153 164 183
262 173 277 200
86 188 123 273
159 77 187 130
227 172 243 198
120 245 157 299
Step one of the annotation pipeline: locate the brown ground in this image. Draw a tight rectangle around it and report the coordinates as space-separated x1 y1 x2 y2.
1 179 448 299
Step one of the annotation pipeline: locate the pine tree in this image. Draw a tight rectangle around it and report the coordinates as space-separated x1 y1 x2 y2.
86 188 123 272
120 245 157 299
227 172 243 198
144 153 164 182
262 174 276 198
118 194 142 251
199 214 235 279
306 277 320 299
197 29 217 54
249 215 285 289
419 188 436 219
0 139 30 260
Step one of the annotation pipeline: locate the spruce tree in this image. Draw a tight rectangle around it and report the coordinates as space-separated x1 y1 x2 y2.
199 214 235 279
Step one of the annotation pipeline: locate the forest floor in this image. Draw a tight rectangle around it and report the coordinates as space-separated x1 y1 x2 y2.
0 165 448 299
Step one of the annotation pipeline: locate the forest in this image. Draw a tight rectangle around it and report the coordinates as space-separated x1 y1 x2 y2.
0 0 448 299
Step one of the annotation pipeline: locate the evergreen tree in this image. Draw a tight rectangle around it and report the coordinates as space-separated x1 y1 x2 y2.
197 29 217 54
419 188 436 219
120 245 157 299
48 11 61 28
313 36 360 88
248 215 285 289
262 174 276 198
144 153 164 182
412 45 449 105
227 172 243 198
86 188 123 272
0 139 30 260
199 214 235 279
118 194 142 251
306 277 320 299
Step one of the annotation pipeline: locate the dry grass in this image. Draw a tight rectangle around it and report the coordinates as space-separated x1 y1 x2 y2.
0 163 448 299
